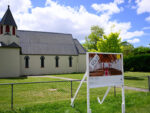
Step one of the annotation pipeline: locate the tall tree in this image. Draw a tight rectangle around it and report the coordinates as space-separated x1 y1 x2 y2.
83 25 104 51
97 32 121 53
121 41 134 56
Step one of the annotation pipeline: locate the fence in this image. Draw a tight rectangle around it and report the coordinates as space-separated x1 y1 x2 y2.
0 80 82 110
0 76 150 112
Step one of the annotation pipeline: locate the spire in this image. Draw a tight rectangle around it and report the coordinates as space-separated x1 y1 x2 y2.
0 5 17 28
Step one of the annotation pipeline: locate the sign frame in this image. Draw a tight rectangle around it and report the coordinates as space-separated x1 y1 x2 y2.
71 52 125 113
86 52 125 113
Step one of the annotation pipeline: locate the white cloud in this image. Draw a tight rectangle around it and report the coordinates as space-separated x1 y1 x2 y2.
131 5 137 9
91 2 121 15
142 26 150 30
91 0 124 15
145 16 150 22
0 0 144 42
0 0 32 17
147 44 150 47
134 0 150 22
136 0 150 14
121 31 144 40
127 38 140 43
114 0 124 4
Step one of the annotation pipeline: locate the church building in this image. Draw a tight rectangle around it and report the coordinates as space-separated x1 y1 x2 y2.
0 6 86 78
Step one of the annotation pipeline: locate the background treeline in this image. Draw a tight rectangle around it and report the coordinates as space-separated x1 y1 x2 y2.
83 25 150 72
124 54 150 72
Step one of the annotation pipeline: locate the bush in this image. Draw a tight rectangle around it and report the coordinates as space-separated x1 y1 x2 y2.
124 54 150 72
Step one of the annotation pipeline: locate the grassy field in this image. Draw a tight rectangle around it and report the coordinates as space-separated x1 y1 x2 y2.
0 72 150 113
124 72 149 89
52 73 84 80
53 72 150 89
1 92 150 113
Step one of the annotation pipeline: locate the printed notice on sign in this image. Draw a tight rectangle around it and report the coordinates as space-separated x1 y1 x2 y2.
88 53 124 88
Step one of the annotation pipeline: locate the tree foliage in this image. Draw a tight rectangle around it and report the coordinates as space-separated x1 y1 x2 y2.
124 54 150 72
133 46 150 55
121 41 134 56
82 25 104 51
97 32 122 53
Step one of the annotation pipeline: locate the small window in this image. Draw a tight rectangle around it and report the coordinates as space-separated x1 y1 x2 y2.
12 27 15 35
55 56 59 67
6 25 10 33
24 56 30 68
69 56 73 67
40 56 45 68
0 26 3 34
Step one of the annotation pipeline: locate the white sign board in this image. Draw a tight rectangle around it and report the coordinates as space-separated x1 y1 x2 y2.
86 52 125 113
88 53 124 88
71 52 125 113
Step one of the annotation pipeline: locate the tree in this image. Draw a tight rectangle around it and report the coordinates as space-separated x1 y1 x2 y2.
83 25 104 51
121 41 134 56
97 32 121 53
133 46 150 55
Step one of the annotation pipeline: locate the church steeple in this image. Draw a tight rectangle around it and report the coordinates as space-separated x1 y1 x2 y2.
0 5 17 35
0 5 17 27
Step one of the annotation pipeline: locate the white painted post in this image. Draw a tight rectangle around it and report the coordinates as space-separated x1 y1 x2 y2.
121 54 125 113
97 86 111 104
71 72 87 107
122 85 125 113
87 53 91 113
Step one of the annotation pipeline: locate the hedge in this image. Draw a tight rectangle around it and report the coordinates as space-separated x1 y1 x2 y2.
124 54 150 72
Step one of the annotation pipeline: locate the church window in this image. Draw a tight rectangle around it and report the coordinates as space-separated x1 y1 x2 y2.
40 56 45 68
24 56 30 68
69 56 73 67
55 56 59 67
0 26 3 34
6 25 10 33
12 27 15 35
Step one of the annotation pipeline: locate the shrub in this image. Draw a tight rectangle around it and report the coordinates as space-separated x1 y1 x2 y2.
124 54 150 72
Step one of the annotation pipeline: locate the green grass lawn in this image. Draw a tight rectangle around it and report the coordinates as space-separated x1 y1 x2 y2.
52 72 150 89
0 76 62 84
124 72 150 89
0 72 150 113
51 73 84 80
1 88 150 113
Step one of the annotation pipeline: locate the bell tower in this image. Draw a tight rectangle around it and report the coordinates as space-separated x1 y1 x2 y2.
0 5 19 45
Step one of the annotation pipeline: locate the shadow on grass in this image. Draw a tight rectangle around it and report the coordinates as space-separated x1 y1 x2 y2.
0 75 28 80
124 76 145 80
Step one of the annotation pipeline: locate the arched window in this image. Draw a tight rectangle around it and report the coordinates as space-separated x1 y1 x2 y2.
40 56 45 68
69 56 73 67
55 56 59 67
12 27 15 35
6 25 10 33
0 26 3 34
24 56 30 68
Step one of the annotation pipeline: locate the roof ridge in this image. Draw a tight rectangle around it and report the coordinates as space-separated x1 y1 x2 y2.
17 30 72 35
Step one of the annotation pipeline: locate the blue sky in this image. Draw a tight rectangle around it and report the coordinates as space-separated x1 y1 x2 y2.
0 0 150 47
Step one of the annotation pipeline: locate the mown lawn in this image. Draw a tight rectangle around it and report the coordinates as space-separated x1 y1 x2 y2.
53 72 150 89
0 72 150 113
1 91 150 113
52 73 84 80
124 72 149 89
